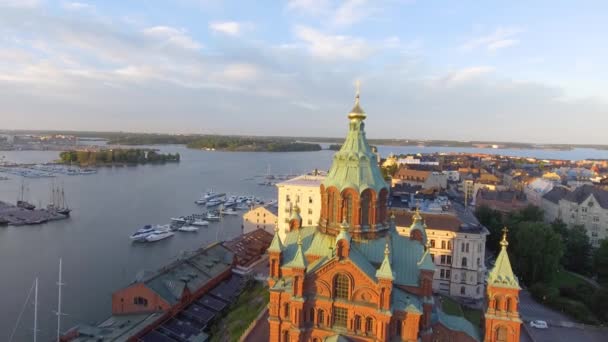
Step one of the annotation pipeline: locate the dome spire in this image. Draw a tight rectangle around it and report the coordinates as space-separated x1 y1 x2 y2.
348 79 366 120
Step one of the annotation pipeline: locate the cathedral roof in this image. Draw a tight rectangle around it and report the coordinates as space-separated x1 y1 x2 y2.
284 232 307 270
487 228 520 289
280 226 425 287
375 243 395 280
267 226 284 253
391 287 422 314
322 88 388 195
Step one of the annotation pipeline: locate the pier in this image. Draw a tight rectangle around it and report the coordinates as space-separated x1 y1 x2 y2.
0 201 68 226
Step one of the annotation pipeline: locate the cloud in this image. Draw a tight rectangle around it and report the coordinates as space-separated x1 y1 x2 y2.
294 25 371 60
439 66 495 84
333 0 371 27
286 0 331 16
0 0 40 8
220 63 259 82
142 26 202 50
460 27 523 52
209 21 247 36
286 0 376 27
62 2 93 11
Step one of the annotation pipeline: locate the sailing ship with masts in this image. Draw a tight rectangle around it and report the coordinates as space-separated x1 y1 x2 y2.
47 183 71 216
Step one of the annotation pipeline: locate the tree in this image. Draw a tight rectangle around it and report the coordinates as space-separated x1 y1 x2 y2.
594 239 608 286
513 221 564 285
475 205 504 251
560 225 592 275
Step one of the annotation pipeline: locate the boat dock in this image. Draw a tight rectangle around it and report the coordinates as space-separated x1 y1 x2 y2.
0 201 69 226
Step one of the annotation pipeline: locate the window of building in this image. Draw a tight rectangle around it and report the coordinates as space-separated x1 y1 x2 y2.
318 310 325 326
478 243 482 253
447 241 452 250
462 257 467 267
593 216 600 222
461 242 465 252
441 241 446 249
495 326 507 342
308 219 312 225
477 257 481 267
309 197 313 204
334 274 349 300
308 208 313 215
333 307 348 328
431 239 436 248
440 255 446 264
354 315 362 331
582 207 588 213
284 303 290 319
446 255 452 265
286 195 290 202
344 193 354 225
309 307 315 323
283 330 290 342
446 270 451 279
365 317 374 333
133 296 148 306
440 269 445 278
466 243 470 253
460 286 466 295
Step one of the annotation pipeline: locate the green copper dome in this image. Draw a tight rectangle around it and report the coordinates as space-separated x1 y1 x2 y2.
323 90 388 195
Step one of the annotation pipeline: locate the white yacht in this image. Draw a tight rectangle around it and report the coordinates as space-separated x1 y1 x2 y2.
178 226 199 232
192 220 209 227
129 225 156 241
221 208 239 216
170 217 187 223
145 231 174 242
206 212 221 221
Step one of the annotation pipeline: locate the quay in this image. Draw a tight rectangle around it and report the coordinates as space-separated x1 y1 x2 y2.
0 201 68 226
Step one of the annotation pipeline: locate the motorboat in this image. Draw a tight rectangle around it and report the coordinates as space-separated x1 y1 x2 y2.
145 231 174 242
221 208 239 216
170 217 187 223
206 211 221 221
129 225 156 241
154 224 172 232
178 226 199 232
206 198 225 207
192 219 209 227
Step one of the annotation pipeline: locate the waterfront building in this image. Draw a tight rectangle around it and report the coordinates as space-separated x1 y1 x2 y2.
243 204 279 235
395 210 488 301
276 174 325 242
266 89 515 342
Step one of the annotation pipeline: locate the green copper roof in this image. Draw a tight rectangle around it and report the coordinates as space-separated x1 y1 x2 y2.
323 92 388 195
376 243 394 280
435 309 481 342
267 227 284 253
487 229 520 289
392 287 422 314
417 248 435 271
284 232 307 270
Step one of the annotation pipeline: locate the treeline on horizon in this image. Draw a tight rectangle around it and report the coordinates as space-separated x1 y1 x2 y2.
59 149 180 166
6 130 608 150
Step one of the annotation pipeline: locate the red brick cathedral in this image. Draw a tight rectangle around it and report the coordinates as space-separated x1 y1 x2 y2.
267 89 521 342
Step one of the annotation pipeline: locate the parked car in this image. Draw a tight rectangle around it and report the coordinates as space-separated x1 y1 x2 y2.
530 320 548 329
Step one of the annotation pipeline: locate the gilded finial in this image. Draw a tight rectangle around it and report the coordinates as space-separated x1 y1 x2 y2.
355 80 361 103
500 227 509 248
274 222 279 233
384 242 390 256
348 80 366 120
341 219 349 229
297 231 303 246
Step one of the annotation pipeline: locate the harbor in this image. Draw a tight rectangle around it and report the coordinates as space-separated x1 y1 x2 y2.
0 201 69 226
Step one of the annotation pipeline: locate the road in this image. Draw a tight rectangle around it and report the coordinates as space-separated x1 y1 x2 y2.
519 290 606 342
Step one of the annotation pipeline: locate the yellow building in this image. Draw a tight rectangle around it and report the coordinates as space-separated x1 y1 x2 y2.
243 205 278 235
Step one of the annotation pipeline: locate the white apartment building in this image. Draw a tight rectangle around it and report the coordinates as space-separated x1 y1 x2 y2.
395 210 488 300
276 174 325 242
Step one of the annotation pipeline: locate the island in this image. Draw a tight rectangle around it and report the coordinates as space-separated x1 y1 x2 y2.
59 149 180 166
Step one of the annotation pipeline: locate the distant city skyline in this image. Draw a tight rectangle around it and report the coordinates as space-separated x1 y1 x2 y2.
1 0 607 144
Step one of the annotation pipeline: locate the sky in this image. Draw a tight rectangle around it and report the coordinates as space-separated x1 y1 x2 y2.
0 0 607 144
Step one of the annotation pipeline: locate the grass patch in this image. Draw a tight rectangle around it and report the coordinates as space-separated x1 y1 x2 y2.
209 281 269 342
551 270 588 288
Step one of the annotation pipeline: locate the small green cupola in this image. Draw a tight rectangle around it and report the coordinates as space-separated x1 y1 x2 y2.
487 227 520 289
376 242 395 280
408 208 428 245
268 224 284 254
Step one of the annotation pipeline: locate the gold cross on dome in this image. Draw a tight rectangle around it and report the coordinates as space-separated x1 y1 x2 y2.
355 79 361 97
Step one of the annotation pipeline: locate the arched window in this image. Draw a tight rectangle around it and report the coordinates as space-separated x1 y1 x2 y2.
284 303 290 319
334 274 350 299
282 330 290 342
354 315 362 331
365 317 374 334
328 190 339 224
344 193 354 226
133 296 148 306
318 309 325 326
506 297 513 312
495 326 507 342
309 307 315 323
462 257 467 267
360 190 372 226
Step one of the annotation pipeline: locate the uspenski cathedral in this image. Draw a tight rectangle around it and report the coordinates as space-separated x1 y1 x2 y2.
267 88 522 342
